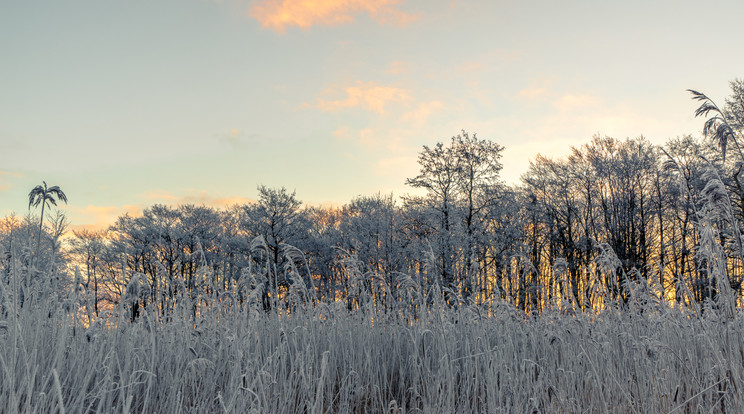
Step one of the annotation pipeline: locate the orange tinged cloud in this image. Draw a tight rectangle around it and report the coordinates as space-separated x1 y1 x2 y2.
69 192 257 232
250 0 416 32
553 94 601 113
0 170 22 193
315 81 411 114
385 60 410 75
401 100 444 126
144 190 254 208
69 204 143 232
516 86 549 100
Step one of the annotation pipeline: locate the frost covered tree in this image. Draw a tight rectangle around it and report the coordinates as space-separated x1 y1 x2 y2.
406 137 462 294
452 132 505 300
339 193 407 292
406 131 505 301
243 186 309 309
69 229 105 315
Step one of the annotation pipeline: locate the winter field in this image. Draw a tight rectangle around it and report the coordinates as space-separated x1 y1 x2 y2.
1 261 743 413
2 84 744 413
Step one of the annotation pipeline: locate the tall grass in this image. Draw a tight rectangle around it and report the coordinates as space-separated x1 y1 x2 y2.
2 249 743 413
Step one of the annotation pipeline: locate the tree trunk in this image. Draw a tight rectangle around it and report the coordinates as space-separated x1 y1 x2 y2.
35 201 46 259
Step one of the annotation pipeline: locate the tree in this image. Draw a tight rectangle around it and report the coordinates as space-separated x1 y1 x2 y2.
339 193 406 295
69 229 106 315
406 131 506 301
452 132 504 299
724 79 744 134
522 154 581 306
0 214 24 278
406 139 461 293
243 186 308 309
28 181 68 259
304 205 343 300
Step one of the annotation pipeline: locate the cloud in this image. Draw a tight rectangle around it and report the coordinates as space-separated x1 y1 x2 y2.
351 127 413 153
226 128 241 143
249 0 416 33
313 81 411 114
553 94 601 113
144 190 254 208
375 154 419 178
448 49 521 78
218 128 260 148
0 170 23 193
516 86 549 100
385 60 411 75
358 128 377 149
336 126 422 179
211 196 256 207
514 77 556 101
491 87 691 186
0 170 22 177
332 126 354 141
68 204 143 231
401 100 445 127
68 191 257 231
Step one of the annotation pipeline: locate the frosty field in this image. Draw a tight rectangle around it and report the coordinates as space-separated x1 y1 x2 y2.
2 278 743 413
5 0 744 412
2 80 744 413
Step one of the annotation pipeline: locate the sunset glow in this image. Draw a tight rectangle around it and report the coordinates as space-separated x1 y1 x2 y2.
4 4 744 411
1 0 743 229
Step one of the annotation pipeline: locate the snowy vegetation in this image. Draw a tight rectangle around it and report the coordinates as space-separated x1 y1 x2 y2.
2 275 744 413
1 81 743 412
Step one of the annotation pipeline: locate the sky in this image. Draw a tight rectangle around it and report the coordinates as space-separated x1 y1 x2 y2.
1 0 743 231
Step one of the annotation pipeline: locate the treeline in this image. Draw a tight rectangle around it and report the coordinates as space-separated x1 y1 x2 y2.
2 80 743 316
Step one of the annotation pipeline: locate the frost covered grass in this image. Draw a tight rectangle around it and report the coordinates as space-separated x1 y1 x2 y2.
2 285 744 413
1 231 742 412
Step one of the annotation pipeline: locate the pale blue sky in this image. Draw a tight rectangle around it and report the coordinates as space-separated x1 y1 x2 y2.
1 0 743 229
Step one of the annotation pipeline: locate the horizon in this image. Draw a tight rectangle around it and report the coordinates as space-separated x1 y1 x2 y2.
2 0 743 230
